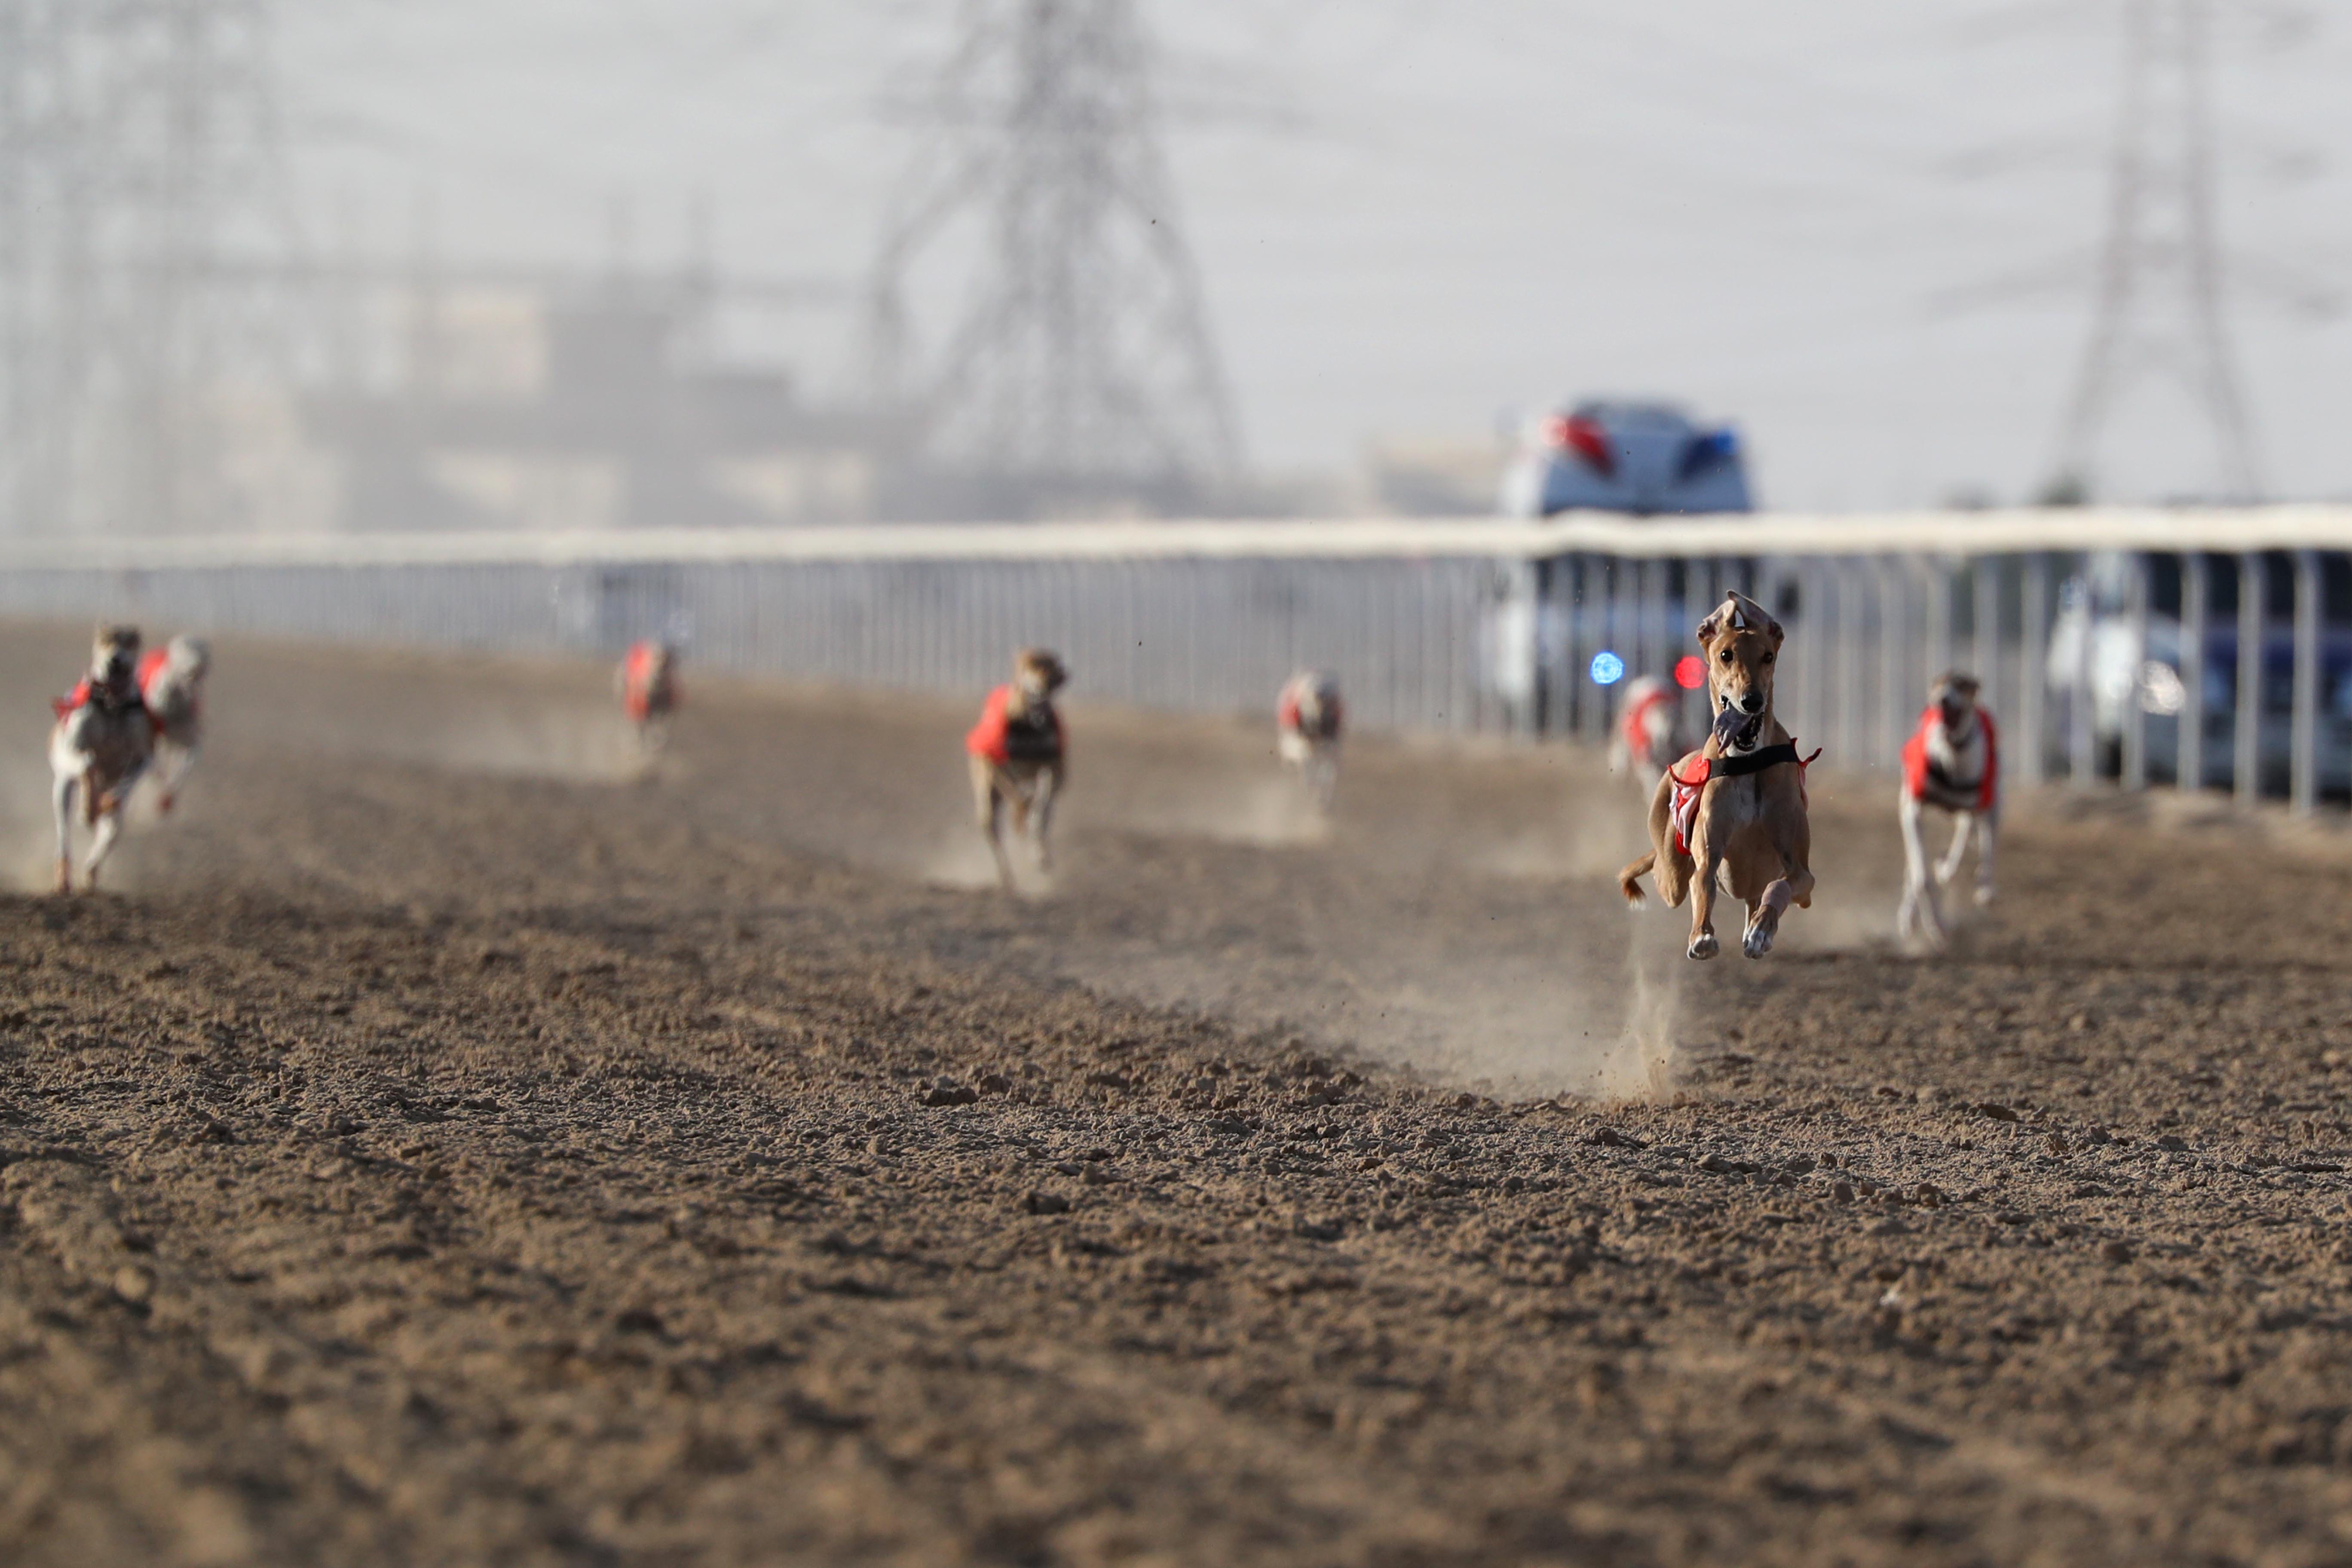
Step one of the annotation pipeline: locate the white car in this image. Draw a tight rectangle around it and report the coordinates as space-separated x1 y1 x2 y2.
1501 401 1752 517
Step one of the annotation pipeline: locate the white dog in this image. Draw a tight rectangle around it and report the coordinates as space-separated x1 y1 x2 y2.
136 634 210 813
1276 670 1343 812
1896 671 1998 949
50 625 155 894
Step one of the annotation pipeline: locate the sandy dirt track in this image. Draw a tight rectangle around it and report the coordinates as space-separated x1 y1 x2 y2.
10 624 2352 1567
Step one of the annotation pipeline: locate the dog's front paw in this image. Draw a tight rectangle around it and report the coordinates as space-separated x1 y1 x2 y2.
1973 882 1994 908
1687 930 1719 961
1742 917 1779 960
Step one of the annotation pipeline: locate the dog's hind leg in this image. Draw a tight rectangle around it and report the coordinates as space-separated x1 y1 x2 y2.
50 771 76 894
970 758 1017 893
1030 764 1061 874
1686 844 1723 960
83 803 125 891
983 791 1017 892
1934 812 1972 886
154 742 192 813
1896 792 1943 947
1745 806 1816 960
1971 814 1997 906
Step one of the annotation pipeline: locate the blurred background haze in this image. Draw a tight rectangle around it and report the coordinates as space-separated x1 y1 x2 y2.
3 0 2347 534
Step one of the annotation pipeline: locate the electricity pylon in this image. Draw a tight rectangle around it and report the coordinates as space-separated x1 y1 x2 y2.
2054 0 2260 501
0 0 290 535
869 0 1243 511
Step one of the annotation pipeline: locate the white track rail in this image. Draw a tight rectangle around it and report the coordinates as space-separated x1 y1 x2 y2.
3 507 2346 812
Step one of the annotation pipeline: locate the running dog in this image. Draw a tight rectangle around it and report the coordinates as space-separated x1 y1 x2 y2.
136 634 210 814
49 625 155 894
1608 673 1681 795
617 639 681 751
1276 670 1343 812
1618 592 1817 960
966 649 1068 892
1896 671 1998 949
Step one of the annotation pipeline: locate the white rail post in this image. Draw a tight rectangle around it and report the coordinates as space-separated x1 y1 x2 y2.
1972 555 1999 698
2237 552 2264 805
2179 553 2207 791
1682 556 1715 742
2069 562 2097 787
1800 559 1828 752
1880 555 1910 770
1838 557 1865 766
2293 548 2320 816
1638 557 1666 686
2020 553 2049 787
1570 556 1598 745
2122 551 2150 791
1932 556 1955 680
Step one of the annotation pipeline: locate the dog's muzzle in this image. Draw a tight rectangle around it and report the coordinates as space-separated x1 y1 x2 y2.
1713 702 1761 750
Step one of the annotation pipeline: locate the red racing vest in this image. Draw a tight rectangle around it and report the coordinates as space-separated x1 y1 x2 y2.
621 642 677 723
51 675 146 723
1665 741 1818 857
1277 686 1342 740
967 685 1063 765
1900 705 1997 811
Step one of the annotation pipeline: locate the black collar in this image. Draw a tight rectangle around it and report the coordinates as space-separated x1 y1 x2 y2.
1714 741 1801 778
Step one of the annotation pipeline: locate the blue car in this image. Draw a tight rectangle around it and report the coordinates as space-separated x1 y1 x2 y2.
1500 401 1752 518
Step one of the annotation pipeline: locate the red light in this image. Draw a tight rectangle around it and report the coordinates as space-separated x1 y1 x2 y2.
1560 415 1614 477
1674 655 1706 690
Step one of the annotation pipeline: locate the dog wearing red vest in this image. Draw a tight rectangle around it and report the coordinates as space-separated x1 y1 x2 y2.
1275 670 1343 812
137 634 210 814
1897 671 1997 949
966 649 1068 892
1608 673 1680 795
49 625 155 894
616 640 681 751
1618 592 1816 961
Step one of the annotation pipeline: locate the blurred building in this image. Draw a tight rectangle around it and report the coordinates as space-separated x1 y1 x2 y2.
300 268 894 533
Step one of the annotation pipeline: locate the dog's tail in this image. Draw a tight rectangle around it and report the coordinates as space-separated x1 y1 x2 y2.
1618 851 1654 907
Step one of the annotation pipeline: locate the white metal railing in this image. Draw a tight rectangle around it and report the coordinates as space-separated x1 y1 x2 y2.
7 507 2352 810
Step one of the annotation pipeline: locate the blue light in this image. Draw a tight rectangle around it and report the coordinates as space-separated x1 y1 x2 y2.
1589 651 1626 686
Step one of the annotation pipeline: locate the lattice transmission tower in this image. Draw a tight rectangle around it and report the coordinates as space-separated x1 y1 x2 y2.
869 0 1243 513
2054 0 2260 501
0 0 291 536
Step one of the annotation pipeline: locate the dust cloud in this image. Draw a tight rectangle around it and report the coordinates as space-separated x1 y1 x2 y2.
9 625 1918 1101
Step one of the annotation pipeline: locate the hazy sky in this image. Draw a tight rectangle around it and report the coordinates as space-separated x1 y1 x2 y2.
279 2 2352 511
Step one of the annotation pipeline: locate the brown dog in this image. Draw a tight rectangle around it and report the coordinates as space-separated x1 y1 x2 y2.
965 649 1069 891
1618 592 1816 960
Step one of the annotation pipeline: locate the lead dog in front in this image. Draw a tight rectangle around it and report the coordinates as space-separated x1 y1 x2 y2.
966 648 1068 892
50 625 156 894
1896 671 1997 949
1618 592 1816 959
